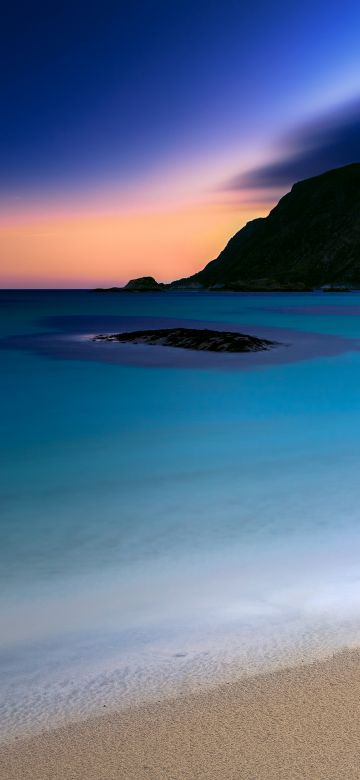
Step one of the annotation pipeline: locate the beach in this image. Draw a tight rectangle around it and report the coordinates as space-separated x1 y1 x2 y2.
2 648 360 779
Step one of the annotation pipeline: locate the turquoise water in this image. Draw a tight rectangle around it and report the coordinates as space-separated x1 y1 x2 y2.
2 290 360 737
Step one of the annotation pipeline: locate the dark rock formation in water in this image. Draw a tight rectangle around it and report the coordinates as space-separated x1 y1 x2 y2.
94 276 164 292
123 276 164 291
93 286 123 292
93 327 278 352
171 163 360 290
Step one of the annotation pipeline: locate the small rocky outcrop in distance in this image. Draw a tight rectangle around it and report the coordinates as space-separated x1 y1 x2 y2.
124 276 164 291
94 276 163 292
93 286 123 292
93 327 279 353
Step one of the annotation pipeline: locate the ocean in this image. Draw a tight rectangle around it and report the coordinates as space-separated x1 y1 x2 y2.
2 289 360 738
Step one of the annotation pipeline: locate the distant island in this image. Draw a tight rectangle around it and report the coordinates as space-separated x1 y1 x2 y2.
93 327 279 353
95 163 360 293
94 276 165 292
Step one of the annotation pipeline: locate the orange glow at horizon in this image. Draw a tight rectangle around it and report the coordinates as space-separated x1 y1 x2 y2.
0 200 270 288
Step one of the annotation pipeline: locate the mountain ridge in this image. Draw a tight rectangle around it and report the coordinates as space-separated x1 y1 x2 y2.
95 163 360 292
172 163 360 290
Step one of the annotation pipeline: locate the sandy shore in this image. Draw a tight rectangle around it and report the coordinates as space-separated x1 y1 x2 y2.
2 648 360 779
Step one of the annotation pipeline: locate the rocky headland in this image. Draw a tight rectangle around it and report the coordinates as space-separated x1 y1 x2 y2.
95 163 360 293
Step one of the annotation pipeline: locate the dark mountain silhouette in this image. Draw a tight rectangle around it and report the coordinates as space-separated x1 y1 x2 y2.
96 164 360 293
94 276 164 292
171 163 360 290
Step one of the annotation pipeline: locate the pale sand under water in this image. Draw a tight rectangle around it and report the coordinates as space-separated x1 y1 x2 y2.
2 648 360 779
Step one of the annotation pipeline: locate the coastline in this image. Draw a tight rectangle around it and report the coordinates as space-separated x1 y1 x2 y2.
2 647 360 779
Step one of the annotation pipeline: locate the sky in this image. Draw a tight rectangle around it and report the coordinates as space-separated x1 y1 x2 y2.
1 0 360 287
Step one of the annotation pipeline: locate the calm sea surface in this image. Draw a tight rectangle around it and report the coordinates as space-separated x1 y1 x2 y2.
2 289 360 737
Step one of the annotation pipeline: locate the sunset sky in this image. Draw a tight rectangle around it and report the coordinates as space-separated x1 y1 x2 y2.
1 0 360 287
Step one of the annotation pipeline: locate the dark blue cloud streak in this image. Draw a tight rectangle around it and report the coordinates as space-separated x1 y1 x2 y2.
226 99 360 191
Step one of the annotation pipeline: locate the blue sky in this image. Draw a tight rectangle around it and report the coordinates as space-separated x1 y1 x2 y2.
1 0 360 285
2 0 360 195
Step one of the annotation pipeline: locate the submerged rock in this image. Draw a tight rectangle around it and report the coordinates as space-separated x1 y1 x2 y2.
93 327 279 353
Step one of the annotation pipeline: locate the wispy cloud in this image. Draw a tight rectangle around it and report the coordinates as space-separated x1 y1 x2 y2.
223 97 360 192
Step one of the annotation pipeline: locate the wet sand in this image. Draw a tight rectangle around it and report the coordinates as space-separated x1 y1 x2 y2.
2 648 360 779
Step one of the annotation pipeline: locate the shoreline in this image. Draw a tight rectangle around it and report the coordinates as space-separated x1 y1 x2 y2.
2 647 360 779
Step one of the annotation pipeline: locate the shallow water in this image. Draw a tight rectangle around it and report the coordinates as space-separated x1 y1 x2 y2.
2 290 360 738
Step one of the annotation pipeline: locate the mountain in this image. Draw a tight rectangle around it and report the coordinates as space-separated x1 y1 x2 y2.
172 163 360 290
